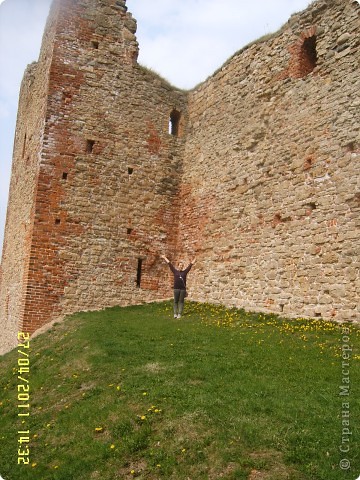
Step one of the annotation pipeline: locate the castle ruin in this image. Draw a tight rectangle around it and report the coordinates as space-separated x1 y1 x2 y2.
0 0 359 354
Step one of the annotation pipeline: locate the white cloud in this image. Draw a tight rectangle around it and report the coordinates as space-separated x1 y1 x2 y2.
130 0 312 89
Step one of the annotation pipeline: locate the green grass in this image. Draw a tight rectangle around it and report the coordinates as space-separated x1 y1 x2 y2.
0 301 359 479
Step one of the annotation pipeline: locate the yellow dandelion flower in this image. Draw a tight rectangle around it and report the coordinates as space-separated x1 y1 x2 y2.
95 427 104 433
141 415 146 420
31 463 37 467
110 444 115 449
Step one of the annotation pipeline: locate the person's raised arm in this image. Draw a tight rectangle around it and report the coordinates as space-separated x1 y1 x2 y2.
161 254 170 264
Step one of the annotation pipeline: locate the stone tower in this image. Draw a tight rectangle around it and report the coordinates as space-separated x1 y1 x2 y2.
0 0 359 354
0 0 187 353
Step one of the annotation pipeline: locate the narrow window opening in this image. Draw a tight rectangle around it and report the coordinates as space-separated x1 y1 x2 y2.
136 258 143 288
279 304 285 312
300 35 317 76
55 218 61 225
128 167 134 175
91 40 99 49
86 139 95 153
62 172 68 180
169 109 181 136
307 202 316 211
127 228 133 235
314 312 321 318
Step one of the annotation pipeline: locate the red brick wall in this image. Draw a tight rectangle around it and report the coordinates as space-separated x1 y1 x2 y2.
19 0 187 332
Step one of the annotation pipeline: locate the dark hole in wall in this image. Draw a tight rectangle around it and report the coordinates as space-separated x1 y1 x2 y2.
169 109 181 136
86 139 95 153
55 218 61 225
91 40 99 49
304 157 313 170
128 167 133 175
63 91 72 104
301 35 317 75
307 202 316 211
136 258 143 288
346 141 356 152
127 228 133 235
62 172 68 180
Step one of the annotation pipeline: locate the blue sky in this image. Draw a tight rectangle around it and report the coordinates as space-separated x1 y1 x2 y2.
0 0 314 255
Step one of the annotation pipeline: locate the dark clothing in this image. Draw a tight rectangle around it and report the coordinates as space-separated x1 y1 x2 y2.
174 289 186 315
168 263 192 290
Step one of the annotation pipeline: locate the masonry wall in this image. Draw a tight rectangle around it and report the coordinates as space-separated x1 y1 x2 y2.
0 0 187 353
179 0 360 321
26 0 187 326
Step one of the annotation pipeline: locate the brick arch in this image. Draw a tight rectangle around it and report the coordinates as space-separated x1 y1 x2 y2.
279 26 318 79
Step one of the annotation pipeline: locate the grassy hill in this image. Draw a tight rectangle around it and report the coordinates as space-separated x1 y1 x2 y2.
0 301 359 479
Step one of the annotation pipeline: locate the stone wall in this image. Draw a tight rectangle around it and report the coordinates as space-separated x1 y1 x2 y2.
0 0 187 353
179 0 359 321
26 0 187 326
0 0 359 354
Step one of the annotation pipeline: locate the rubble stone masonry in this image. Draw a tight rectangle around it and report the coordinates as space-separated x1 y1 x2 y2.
0 0 359 354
